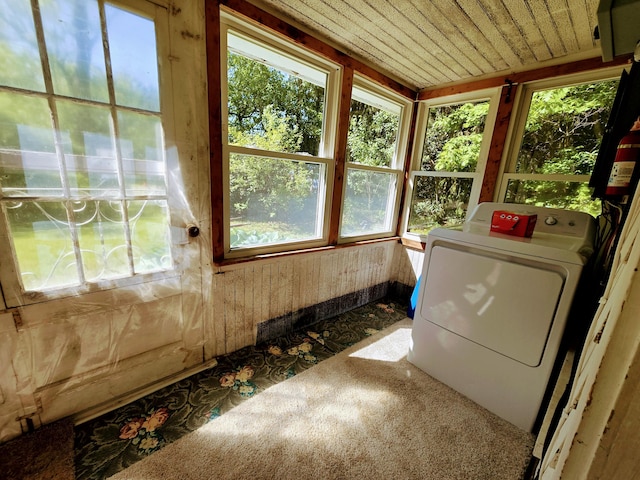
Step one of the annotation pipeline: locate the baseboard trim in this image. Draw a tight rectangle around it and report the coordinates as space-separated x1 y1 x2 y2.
256 281 411 344
72 357 220 426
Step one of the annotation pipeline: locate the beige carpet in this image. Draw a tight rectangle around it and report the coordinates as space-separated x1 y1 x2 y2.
0 418 75 480
111 319 534 480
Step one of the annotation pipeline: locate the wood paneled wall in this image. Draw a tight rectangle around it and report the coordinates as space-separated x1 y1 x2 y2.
539 186 640 479
206 241 422 357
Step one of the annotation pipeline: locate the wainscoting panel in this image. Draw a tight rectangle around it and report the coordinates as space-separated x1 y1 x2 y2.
205 241 400 358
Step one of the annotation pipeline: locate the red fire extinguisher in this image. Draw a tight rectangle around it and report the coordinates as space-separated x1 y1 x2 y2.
606 117 640 197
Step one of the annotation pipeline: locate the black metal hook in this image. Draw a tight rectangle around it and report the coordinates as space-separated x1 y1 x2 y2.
505 79 514 103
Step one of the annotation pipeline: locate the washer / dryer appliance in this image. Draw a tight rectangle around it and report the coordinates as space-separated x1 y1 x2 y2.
407 202 596 432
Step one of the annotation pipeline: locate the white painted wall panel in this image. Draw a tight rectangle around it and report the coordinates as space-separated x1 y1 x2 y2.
392 244 423 288
540 185 640 479
204 241 400 359
0 312 24 442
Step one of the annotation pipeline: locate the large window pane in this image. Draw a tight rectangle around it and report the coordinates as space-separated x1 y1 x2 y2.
4 200 79 290
229 153 322 248
117 111 165 196
407 175 473 235
347 91 400 168
223 21 337 256
0 0 45 91
129 200 172 273
405 98 491 237
504 179 601 217
106 4 160 111
501 78 620 216
341 169 396 236
227 31 326 156
40 0 109 102
421 101 489 172
0 92 61 196
341 81 406 240
0 1 173 293
57 101 119 197
515 81 619 175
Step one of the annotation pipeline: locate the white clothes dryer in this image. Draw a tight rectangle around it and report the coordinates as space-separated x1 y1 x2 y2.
407 202 596 431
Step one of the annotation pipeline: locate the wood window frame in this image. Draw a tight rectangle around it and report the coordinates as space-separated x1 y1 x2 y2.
338 74 414 243
400 88 502 243
219 13 342 258
207 2 631 260
207 0 416 264
418 56 633 207
495 66 627 210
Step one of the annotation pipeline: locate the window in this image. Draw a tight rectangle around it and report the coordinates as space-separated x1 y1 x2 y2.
403 90 499 238
340 77 411 240
498 71 621 216
222 13 340 257
0 0 172 294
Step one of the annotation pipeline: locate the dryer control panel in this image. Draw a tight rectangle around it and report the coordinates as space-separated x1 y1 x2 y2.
466 202 595 238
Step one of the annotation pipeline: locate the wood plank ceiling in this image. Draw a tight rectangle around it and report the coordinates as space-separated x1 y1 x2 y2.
248 0 603 90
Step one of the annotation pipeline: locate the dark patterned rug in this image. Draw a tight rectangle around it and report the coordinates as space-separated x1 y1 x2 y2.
74 299 408 480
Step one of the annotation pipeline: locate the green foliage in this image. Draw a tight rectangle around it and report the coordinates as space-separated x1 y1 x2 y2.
408 176 473 234
341 170 392 235
340 99 401 235
229 221 317 248
435 133 482 172
410 80 618 235
347 101 399 167
505 180 601 217
229 106 302 152
421 101 489 171
228 106 318 225
409 101 488 233
230 228 280 247
227 53 328 245
409 198 467 232
229 153 318 224
517 81 617 175
227 52 323 156
227 52 407 242
507 80 618 213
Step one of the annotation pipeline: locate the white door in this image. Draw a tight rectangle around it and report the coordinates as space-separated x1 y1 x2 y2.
0 0 209 434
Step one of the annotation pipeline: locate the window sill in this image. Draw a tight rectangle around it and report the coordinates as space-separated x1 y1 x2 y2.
214 236 402 269
400 237 426 251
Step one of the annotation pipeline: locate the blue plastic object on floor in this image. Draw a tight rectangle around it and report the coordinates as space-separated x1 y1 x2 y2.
407 276 421 319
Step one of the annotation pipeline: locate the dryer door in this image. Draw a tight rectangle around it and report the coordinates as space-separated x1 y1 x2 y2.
420 245 564 367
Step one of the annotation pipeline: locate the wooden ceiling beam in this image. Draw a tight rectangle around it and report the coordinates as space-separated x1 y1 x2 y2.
418 55 633 100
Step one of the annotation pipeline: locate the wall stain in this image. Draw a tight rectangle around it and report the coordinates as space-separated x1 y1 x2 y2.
256 282 395 344
181 30 201 41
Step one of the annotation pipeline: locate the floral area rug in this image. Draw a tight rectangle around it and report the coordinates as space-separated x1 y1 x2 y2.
74 299 408 480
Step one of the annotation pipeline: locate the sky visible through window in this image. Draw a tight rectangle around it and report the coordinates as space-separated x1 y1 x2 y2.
0 0 159 108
